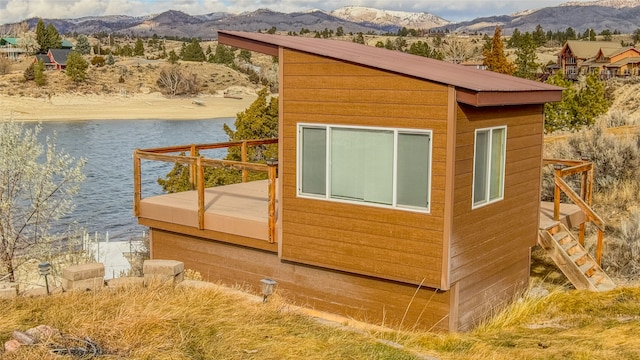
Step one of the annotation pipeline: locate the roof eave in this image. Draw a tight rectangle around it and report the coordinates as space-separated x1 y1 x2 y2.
456 89 563 107
218 31 279 57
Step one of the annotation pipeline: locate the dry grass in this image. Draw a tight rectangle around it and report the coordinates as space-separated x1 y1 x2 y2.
2 282 640 359
0 283 418 359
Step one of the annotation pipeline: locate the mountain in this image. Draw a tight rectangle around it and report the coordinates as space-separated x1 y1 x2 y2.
560 0 640 8
330 6 450 32
439 4 640 34
3 3 640 39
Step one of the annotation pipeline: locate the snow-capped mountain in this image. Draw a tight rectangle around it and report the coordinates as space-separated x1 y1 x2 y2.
330 6 450 30
560 0 640 8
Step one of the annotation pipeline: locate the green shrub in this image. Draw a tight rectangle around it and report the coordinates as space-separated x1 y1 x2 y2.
91 56 106 67
23 62 35 80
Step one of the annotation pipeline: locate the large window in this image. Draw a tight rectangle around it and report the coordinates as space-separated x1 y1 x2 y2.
298 124 432 212
472 126 506 208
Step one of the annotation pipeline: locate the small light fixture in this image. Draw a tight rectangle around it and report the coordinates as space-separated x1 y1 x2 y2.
38 262 51 295
260 278 277 303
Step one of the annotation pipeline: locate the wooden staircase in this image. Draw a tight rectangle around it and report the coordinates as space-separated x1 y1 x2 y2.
538 223 615 292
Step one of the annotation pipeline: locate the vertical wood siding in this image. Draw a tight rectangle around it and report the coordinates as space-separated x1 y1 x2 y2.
151 229 452 331
450 103 544 330
280 50 449 287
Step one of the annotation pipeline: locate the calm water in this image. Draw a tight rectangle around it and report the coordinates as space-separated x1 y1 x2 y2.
30 119 233 241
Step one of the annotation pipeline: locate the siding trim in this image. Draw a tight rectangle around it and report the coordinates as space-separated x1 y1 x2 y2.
278 46 285 258
441 85 456 290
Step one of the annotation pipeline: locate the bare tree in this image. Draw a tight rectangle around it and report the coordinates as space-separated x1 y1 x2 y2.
0 120 86 282
440 36 474 64
156 65 200 96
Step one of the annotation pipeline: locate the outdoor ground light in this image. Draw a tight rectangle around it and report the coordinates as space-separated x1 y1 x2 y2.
38 262 51 295
260 278 277 303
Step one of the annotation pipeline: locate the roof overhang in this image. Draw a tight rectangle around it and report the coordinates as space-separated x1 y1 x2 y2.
218 31 563 107
218 31 279 57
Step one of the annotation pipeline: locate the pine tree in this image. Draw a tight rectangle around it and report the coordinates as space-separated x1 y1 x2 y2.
134 38 145 56
65 51 89 82
544 72 578 133
75 35 92 55
575 71 609 128
35 19 47 53
158 88 278 193
483 27 515 75
34 59 46 86
513 33 539 80
532 24 546 47
45 23 62 50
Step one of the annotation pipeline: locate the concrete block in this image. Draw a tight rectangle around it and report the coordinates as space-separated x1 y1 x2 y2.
0 287 17 299
143 260 184 276
62 263 105 281
144 271 184 286
62 277 104 291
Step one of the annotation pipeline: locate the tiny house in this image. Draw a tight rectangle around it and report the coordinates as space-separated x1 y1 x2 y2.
135 31 563 331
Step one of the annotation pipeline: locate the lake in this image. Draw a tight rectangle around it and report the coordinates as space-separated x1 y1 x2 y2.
30 119 234 241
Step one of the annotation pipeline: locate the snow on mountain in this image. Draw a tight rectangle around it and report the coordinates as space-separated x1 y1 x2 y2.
560 0 640 8
330 6 450 29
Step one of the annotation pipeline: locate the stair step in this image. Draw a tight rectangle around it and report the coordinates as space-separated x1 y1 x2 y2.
565 244 581 256
572 253 589 266
596 282 617 292
579 262 596 277
553 231 570 243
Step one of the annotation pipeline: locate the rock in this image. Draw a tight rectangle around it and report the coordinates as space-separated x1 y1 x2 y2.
4 339 21 353
25 325 59 341
12 330 35 345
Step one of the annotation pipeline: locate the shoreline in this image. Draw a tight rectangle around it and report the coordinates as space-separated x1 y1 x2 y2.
0 92 259 122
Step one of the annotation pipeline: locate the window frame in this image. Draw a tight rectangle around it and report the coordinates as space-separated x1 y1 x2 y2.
471 125 507 209
296 123 433 213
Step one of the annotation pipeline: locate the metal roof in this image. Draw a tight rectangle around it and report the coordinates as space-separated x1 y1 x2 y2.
218 31 561 107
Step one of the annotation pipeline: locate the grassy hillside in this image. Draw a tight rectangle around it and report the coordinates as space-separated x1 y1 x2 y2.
1 282 640 359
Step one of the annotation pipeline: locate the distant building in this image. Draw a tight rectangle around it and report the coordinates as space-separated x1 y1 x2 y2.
557 40 640 79
0 37 26 60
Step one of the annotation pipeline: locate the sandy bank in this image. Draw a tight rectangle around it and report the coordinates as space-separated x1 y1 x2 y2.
0 92 259 121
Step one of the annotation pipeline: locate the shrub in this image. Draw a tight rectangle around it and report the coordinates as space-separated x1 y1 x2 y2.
91 56 106 67
604 209 640 278
34 59 46 86
106 54 115 65
23 62 35 80
156 65 200 96
0 57 11 75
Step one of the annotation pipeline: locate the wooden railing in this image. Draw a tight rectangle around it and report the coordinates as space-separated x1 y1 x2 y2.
133 138 278 243
543 158 605 264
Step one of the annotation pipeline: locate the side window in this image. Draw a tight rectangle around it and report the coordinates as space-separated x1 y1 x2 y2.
472 126 506 208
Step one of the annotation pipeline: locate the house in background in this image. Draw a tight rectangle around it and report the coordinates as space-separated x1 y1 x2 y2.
557 40 640 79
34 49 71 70
0 37 26 60
134 31 566 331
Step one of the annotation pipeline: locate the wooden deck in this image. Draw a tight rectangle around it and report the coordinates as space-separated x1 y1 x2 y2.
539 201 586 230
139 180 275 242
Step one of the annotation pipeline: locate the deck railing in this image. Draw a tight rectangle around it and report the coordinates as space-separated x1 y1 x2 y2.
543 158 605 264
133 138 279 243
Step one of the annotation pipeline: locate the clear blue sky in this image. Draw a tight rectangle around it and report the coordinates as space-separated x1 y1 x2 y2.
0 0 598 25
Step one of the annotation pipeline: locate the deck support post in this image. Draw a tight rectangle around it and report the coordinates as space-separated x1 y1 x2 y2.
133 151 141 217
190 144 197 190
197 157 205 230
267 158 278 243
596 230 603 266
241 141 248 183
553 164 563 221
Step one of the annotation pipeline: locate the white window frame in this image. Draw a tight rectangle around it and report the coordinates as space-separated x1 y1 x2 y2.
472 125 507 209
296 123 432 213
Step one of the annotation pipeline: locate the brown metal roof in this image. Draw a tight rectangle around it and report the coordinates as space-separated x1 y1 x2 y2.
218 30 562 107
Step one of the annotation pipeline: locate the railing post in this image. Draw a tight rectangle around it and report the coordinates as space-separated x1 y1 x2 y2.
197 157 205 230
267 158 278 244
596 229 603 266
241 141 248 183
190 144 197 190
133 151 141 216
553 164 563 221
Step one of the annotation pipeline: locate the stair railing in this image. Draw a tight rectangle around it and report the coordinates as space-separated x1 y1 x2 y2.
543 158 605 265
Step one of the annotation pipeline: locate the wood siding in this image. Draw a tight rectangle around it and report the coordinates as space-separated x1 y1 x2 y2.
151 229 452 331
279 49 449 287
449 103 543 330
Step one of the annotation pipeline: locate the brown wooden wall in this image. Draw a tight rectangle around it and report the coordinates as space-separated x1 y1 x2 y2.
279 49 450 288
151 228 452 331
449 103 544 330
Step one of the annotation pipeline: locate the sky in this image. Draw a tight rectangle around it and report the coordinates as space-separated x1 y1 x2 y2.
0 0 594 25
